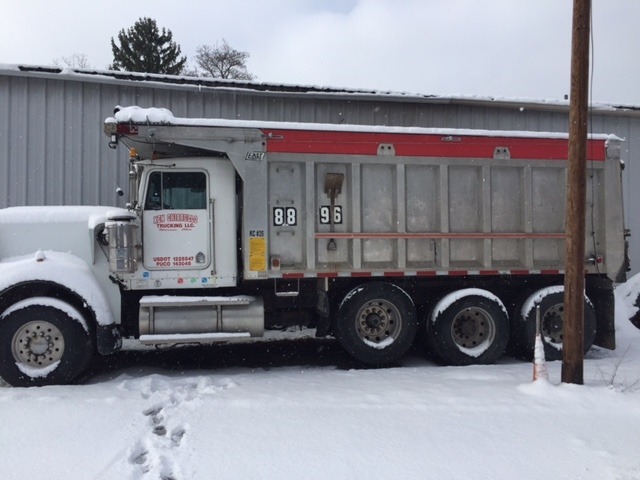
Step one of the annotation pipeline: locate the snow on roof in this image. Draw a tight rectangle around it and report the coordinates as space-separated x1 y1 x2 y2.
2 63 639 113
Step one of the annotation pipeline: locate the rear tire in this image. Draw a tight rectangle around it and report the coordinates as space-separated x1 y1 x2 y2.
428 289 509 366
514 288 596 361
0 304 94 387
335 283 418 366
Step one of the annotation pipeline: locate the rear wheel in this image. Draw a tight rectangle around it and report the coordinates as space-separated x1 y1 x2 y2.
335 283 417 366
0 303 94 387
428 289 509 365
514 288 596 361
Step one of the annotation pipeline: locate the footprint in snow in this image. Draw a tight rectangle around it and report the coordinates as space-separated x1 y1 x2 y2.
128 432 183 480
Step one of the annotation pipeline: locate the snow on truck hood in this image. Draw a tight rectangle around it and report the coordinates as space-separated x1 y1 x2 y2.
0 250 115 326
0 206 132 229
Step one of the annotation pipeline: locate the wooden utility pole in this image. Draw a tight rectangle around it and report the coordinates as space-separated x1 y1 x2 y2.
562 0 591 385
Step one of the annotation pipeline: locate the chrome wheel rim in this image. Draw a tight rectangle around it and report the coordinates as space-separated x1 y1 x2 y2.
355 299 402 345
542 304 564 345
451 307 495 349
11 320 65 368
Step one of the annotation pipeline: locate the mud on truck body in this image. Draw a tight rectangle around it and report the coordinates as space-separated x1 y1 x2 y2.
0 106 628 386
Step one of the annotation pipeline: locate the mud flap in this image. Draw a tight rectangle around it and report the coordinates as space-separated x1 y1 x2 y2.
96 324 122 355
588 276 616 350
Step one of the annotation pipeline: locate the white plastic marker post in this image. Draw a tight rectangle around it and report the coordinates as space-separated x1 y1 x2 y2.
533 303 549 381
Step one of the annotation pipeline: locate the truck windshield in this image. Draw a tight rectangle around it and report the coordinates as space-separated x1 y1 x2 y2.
144 171 207 210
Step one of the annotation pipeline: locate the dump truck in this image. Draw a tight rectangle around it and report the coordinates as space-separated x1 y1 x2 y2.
0 106 628 386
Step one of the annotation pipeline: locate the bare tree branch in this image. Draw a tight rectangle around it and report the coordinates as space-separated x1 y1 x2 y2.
53 53 92 69
194 40 255 80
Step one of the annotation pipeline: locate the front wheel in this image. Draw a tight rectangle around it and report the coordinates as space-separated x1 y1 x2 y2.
0 302 94 387
335 283 418 366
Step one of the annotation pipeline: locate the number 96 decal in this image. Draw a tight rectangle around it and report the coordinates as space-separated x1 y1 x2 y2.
319 205 342 224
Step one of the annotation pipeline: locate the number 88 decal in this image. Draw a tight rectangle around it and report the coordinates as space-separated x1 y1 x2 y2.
273 207 297 226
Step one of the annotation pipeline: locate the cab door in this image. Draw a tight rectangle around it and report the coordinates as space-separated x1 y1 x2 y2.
141 169 212 271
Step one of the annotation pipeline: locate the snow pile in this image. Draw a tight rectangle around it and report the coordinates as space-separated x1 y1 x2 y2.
111 105 176 124
615 277 640 351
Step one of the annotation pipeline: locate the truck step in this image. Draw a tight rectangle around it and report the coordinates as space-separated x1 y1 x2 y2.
139 295 254 308
138 332 251 345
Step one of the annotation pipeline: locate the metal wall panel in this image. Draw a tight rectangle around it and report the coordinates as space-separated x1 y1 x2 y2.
0 69 638 274
0 77 10 206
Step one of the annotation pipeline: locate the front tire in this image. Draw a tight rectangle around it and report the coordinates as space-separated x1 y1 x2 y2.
0 303 94 387
335 283 418 366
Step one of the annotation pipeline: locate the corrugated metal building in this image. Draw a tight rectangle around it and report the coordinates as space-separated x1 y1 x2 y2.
1 65 639 275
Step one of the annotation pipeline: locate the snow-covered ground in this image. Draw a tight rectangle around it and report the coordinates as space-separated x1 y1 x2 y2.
1 279 640 480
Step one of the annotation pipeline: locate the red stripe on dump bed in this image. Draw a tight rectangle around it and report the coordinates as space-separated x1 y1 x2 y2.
116 124 139 135
448 271 469 276
383 271 405 277
263 129 607 161
314 232 566 240
282 273 305 279
416 271 438 277
351 272 373 277
270 269 567 279
317 272 339 278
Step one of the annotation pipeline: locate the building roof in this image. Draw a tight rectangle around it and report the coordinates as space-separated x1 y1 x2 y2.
2 63 639 115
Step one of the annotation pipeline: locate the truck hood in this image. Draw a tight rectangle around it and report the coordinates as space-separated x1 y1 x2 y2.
0 206 134 264
0 206 132 229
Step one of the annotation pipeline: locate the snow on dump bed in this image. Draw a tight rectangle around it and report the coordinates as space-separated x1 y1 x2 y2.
107 106 619 142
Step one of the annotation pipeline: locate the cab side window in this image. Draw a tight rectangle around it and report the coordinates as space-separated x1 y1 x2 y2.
144 172 207 210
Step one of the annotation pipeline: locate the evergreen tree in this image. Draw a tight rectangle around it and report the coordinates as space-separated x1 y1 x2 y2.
110 17 186 74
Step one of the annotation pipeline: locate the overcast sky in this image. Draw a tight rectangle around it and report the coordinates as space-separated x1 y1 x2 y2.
1 0 639 106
